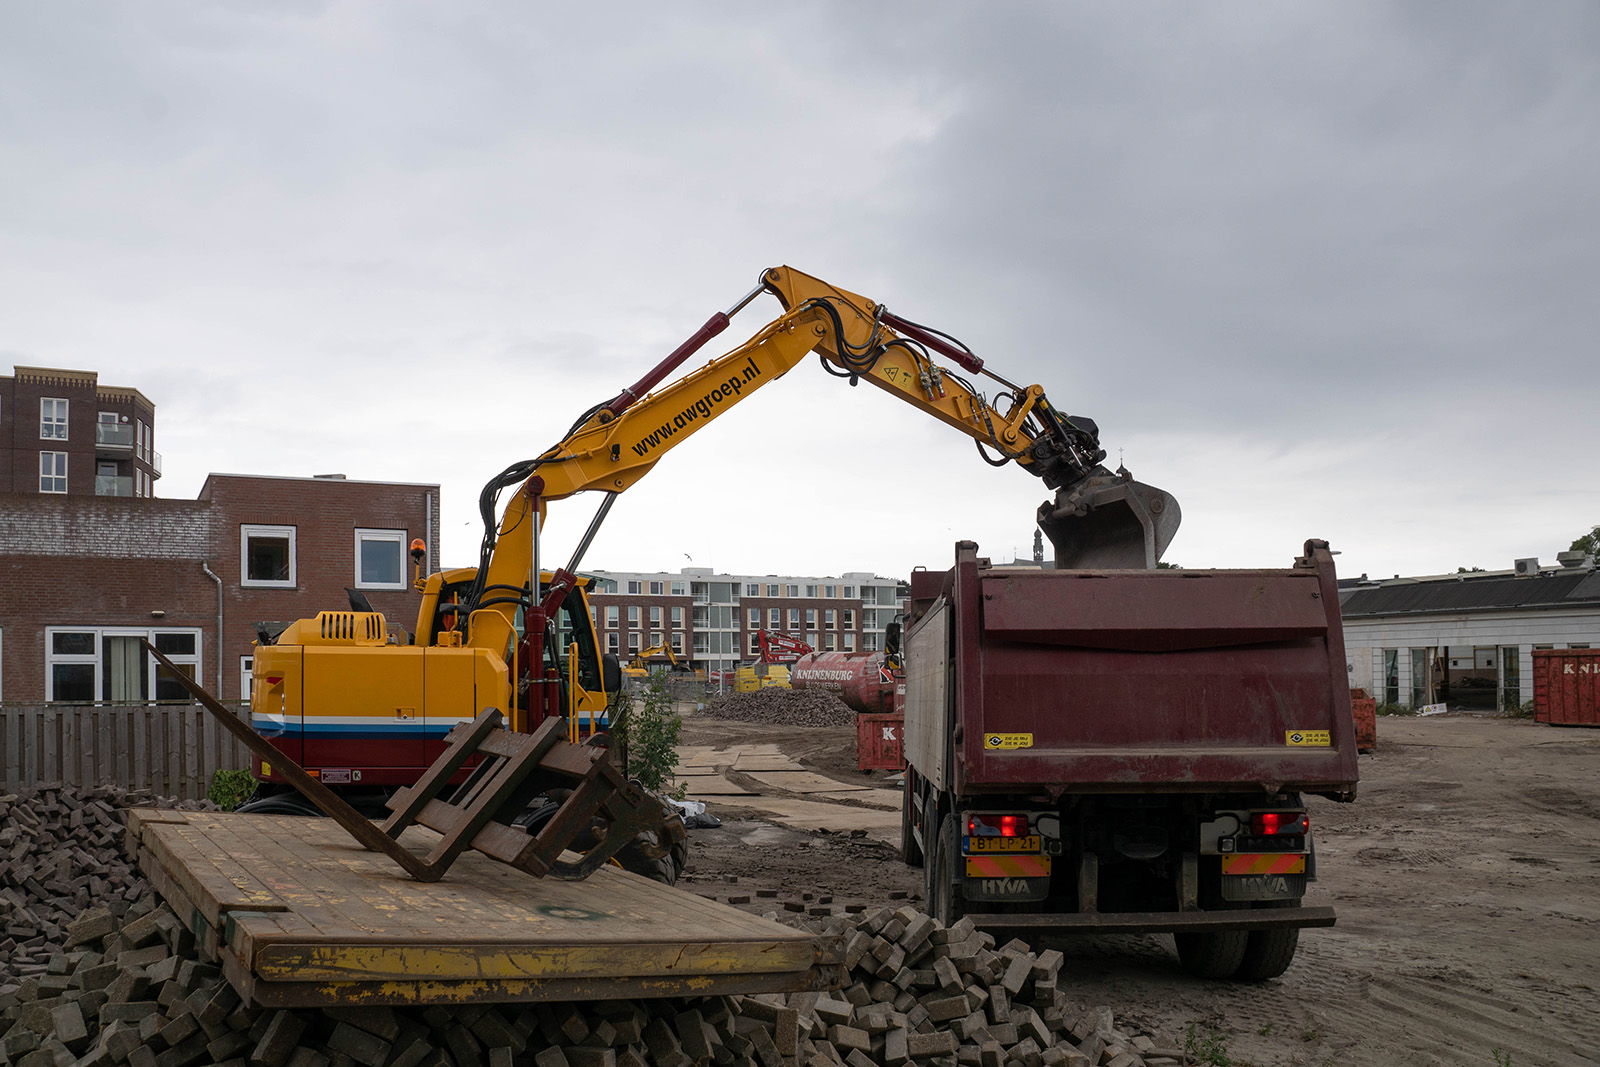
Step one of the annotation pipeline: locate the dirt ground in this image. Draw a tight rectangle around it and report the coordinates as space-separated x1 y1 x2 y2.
676 712 1600 1067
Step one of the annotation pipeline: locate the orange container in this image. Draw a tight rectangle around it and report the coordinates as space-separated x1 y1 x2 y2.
856 712 904 770
1350 690 1378 752
1533 649 1600 726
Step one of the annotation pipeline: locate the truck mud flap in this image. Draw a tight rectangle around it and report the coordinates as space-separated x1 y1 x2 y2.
964 906 1336 936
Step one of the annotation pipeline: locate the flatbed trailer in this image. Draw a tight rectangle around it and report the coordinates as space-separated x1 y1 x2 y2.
127 808 844 1008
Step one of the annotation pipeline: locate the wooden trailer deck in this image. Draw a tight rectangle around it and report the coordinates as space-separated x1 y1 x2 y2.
127 808 844 1008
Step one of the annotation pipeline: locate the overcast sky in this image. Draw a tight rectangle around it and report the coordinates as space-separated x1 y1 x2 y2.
4 2 1597 582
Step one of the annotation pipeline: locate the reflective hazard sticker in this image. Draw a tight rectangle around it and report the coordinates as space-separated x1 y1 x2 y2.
1222 854 1306 875
1286 730 1331 747
984 733 1033 750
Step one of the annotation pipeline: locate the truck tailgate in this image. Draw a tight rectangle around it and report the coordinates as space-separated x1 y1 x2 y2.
910 543 1359 798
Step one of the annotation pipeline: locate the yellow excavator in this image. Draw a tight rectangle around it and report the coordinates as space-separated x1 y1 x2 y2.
621 642 683 679
245 266 1179 876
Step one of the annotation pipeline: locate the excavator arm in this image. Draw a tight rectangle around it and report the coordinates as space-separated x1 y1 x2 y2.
456 266 1178 666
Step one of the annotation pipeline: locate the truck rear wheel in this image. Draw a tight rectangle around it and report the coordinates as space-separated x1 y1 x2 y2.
926 813 965 926
1174 930 1248 979
1235 902 1300 981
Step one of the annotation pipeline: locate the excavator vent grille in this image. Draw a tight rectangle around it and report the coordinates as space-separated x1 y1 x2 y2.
317 612 383 644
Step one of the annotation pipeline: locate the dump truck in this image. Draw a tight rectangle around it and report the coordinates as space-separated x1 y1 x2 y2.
900 539 1359 980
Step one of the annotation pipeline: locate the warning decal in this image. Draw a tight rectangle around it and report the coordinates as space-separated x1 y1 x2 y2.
1285 730 1331 747
984 733 1033 750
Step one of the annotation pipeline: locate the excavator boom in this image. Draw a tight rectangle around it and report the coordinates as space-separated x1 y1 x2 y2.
461 265 1179 655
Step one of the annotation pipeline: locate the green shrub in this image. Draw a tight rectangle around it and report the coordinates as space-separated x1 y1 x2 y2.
611 668 685 798
208 768 256 811
1503 700 1537 720
1375 702 1416 717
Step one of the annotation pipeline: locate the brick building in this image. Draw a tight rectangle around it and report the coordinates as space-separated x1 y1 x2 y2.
0 474 439 703
586 568 906 675
2 366 160 499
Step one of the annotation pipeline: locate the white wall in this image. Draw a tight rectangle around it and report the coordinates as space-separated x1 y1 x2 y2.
1343 607 1600 708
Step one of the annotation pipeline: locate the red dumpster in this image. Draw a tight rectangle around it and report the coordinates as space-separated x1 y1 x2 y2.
1533 649 1600 726
856 712 904 770
1350 693 1378 752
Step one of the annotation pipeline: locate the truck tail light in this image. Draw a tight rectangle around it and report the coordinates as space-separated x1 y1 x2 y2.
967 813 1029 838
1250 812 1308 836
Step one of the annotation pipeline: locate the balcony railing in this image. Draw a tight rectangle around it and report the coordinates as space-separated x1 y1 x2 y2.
95 475 134 497
152 451 163 478
95 424 135 451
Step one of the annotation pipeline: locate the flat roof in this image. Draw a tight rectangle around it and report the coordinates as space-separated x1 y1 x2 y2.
1341 571 1600 618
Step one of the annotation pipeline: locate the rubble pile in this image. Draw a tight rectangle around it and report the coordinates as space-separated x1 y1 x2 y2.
702 690 855 728
0 786 210 985
1 896 1189 1067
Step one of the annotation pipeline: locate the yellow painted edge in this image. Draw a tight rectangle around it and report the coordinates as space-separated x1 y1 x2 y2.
254 940 818 982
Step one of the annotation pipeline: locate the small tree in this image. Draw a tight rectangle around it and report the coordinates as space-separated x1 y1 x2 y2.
1570 525 1600 556
611 667 684 796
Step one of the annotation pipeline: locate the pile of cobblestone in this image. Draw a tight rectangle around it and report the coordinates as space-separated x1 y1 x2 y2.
701 690 855 728
0 786 210 986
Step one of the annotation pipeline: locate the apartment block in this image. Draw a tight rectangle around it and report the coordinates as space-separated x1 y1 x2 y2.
1 366 161 499
586 567 906 673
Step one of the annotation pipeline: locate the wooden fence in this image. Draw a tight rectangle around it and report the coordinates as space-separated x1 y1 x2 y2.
0 702 254 799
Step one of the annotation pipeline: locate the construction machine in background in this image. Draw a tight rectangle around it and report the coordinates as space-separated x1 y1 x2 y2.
621 641 684 679
243 265 1178 880
733 630 814 692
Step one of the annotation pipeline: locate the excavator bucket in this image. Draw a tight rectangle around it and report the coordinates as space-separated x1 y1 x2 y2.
1037 467 1181 570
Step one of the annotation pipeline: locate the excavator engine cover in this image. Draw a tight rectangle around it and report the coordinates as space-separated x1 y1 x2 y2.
1038 467 1181 570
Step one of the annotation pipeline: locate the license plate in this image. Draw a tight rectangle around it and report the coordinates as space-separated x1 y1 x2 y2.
966 835 1042 853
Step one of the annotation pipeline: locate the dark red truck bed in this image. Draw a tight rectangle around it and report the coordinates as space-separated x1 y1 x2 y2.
903 540 1359 802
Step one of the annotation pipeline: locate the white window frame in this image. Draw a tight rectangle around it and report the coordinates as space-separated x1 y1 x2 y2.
241 655 254 701
241 524 297 587
44 626 203 703
40 451 68 493
40 398 68 440
627 580 642 594
649 606 662 626
628 606 640 624
606 632 620 655
843 633 855 652
670 581 686 595
671 631 684 655
354 528 407 590
628 632 641 653
649 581 664 595
766 584 779 597
606 606 618 628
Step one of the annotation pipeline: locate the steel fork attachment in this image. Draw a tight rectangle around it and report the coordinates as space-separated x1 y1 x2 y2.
381 711 685 881
142 641 685 884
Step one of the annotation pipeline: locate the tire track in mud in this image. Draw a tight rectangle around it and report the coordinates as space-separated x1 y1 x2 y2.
1352 974 1600 1066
